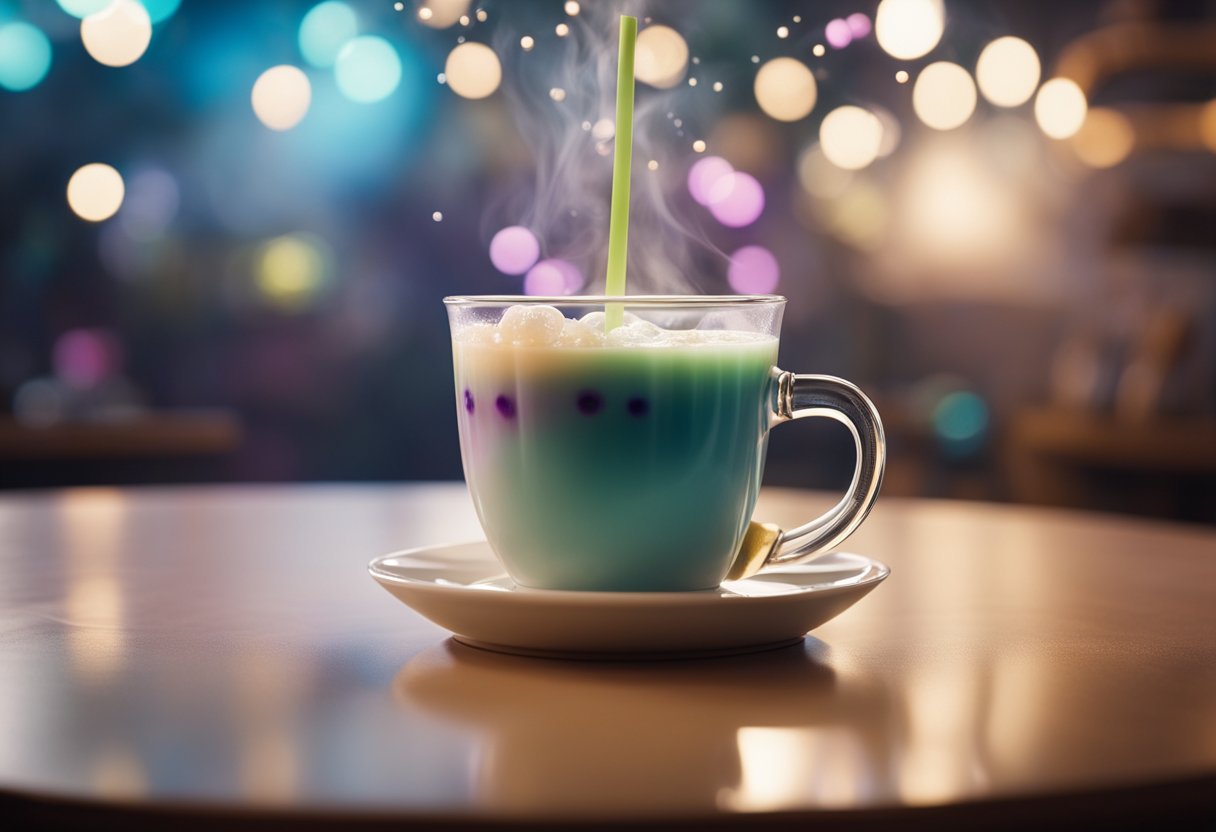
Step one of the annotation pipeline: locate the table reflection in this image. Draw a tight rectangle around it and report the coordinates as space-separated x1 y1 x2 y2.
395 639 893 815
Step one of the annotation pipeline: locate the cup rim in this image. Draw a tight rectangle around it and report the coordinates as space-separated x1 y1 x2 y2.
444 294 786 308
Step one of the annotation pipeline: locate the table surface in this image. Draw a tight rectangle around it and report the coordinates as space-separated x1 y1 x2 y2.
1 484 1213 830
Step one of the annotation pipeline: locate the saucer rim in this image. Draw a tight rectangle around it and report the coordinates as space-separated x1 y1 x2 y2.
367 540 890 604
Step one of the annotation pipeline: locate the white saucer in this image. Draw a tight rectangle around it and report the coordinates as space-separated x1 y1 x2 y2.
369 542 889 659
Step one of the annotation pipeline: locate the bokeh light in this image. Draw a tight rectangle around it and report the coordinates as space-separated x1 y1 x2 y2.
707 113 783 176
524 258 583 295
251 65 312 130
67 163 125 222
489 226 540 275
754 57 817 122
298 2 357 69
728 246 779 294
335 36 401 103
825 19 852 49
1035 77 1087 139
0 22 52 92
81 0 153 68
56 0 109 18
564 1 580 15
797 145 853 200
873 107 901 157
1200 100 1216 153
847 13 872 38
417 0 470 29
118 167 179 241
256 233 331 311
875 0 944 60
1071 107 1134 168
708 172 765 228
139 0 182 25
819 106 883 170
687 156 734 205
53 329 120 388
913 62 977 131
444 42 501 100
634 24 688 89
933 390 989 456
976 36 1040 108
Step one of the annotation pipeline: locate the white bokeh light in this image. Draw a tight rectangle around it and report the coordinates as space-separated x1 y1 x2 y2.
913 62 977 130
81 0 152 68
819 106 884 170
1035 77 1087 139
68 163 125 222
754 58 817 122
976 37 1040 108
875 0 944 61
634 25 688 89
444 41 502 100
251 65 312 131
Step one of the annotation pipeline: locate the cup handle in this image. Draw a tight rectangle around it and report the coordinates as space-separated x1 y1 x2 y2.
745 372 886 575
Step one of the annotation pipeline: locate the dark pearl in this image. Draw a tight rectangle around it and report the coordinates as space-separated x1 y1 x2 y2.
495 395 516 419
627 397 650 417
576 390 604 415
464 389 475 414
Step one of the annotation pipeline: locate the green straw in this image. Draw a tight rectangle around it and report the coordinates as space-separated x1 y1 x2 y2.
604 15 637 331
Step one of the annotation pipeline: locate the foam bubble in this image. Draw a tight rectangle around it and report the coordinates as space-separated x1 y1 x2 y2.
498 304 564 346
556 317 606 347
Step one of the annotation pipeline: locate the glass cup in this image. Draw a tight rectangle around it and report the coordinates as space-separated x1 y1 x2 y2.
445 295 885 592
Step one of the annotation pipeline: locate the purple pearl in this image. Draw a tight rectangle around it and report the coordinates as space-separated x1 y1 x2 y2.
576 390 603 415
495 395 516 419
627 397 650 417
464 389 475 414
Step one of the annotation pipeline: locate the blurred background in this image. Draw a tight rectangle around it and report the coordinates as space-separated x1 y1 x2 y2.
1 0 1213 522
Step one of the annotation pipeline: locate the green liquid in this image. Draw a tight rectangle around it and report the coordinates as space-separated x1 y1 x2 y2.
454 336 778 591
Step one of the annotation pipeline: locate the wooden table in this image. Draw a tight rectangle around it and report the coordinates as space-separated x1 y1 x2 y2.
0 484 1213 830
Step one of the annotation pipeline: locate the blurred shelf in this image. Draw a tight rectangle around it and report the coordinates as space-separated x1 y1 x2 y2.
1008 406 1216 522
0 411 242 460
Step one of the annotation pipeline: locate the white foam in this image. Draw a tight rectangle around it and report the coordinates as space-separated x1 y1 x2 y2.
455 305 774 349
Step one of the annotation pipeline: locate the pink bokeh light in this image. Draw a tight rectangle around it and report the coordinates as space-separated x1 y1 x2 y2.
728 246 780 294
489 226 541 275
708 172 765 228
687 156 734 206
846 13 872 38
825 19 853 49
524 258 583 295
53 329 120 388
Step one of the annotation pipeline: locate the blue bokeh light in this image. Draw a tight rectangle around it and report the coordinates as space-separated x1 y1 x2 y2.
0 22 52 92
55 0 109 19
933 390 990 456
140 0 182 25
298 1 358 69
334 36 401 103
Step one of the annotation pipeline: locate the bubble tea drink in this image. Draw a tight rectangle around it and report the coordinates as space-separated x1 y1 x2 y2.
451 301 778 591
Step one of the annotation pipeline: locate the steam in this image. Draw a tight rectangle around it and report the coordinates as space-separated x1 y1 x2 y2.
485 2 723 294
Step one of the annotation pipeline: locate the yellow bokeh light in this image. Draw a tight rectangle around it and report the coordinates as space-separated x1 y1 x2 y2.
444 41 502 100
1071 107 1134 168
256 234 329 310
67 163 125 222
798 144 853 200
976 36 1040 108
80 0 152 68
564 1 580 15
634 25 688 89
418 0 470 29
251 65 311 131
875 0 944 61
1201 100 1216 152
1035 77 1087 139
819 106 884 170
754 57 817 122
913 61 976 131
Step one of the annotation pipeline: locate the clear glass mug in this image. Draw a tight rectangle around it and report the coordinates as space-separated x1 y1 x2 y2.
446 295 885 591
